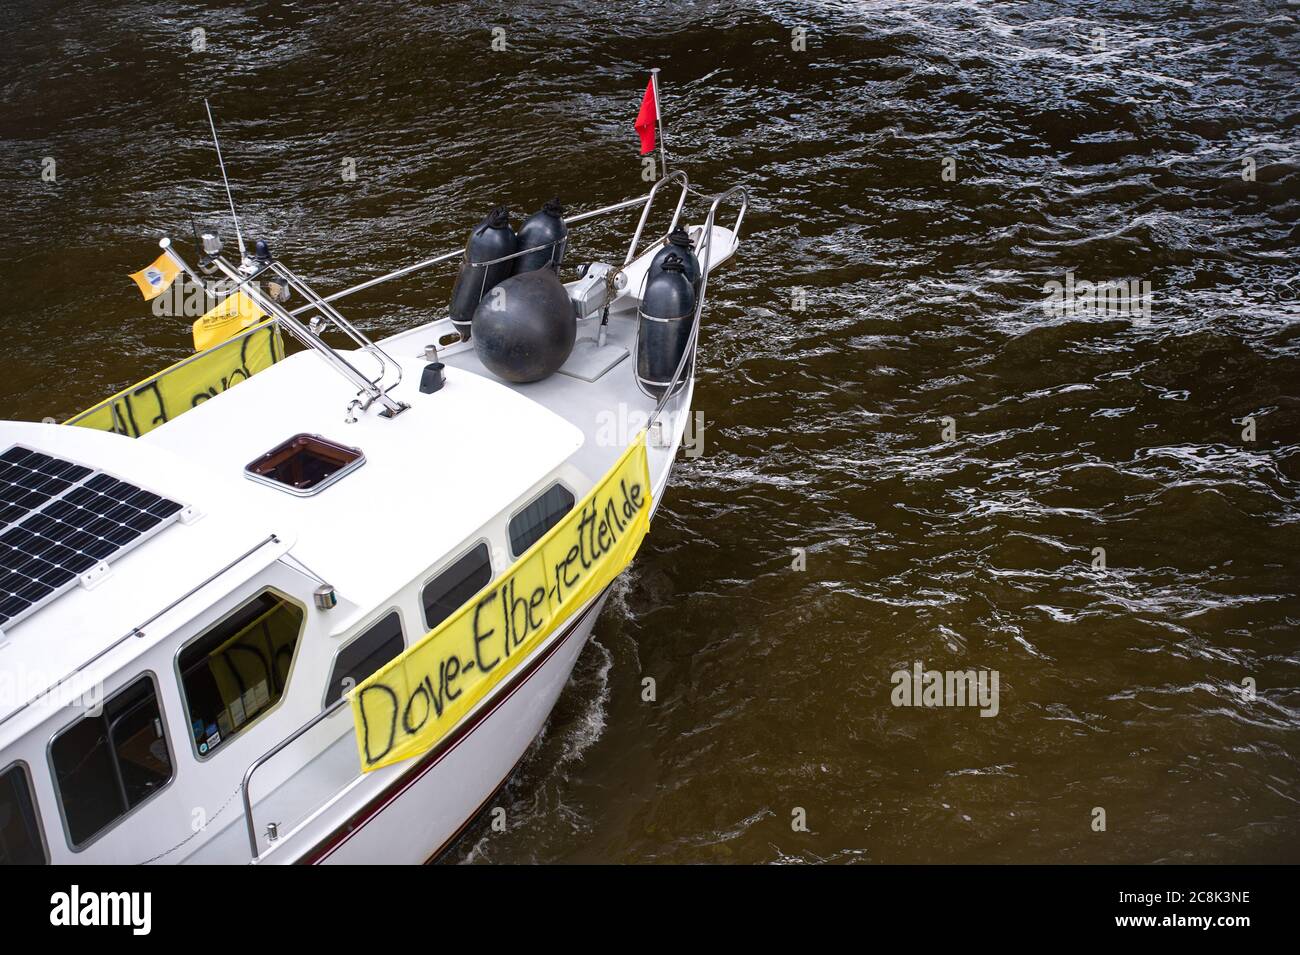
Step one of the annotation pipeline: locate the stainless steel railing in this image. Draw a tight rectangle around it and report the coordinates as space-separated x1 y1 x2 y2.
644 184 749 425
158 177 702 426
202 254 410 418
623 170 690 265
281 176 693 313
241 695 350 860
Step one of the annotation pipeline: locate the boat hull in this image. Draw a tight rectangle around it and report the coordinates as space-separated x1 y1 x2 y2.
293 588 611 864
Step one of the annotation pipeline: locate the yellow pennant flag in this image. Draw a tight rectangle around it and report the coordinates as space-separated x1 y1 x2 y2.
128 252 182 300
192 290 266 352
351 435 653 772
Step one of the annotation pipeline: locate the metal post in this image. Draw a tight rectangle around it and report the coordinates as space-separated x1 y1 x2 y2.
204 98 247 261
158 237 207 290
650 68 668 179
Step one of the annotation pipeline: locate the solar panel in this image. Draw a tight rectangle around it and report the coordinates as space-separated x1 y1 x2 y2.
0 445 186 630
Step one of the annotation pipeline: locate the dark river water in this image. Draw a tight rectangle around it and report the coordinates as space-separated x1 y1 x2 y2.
1 1 1297 863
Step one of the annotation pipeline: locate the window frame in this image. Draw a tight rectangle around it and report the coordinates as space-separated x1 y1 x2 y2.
507 481 576 559
420 537 495 632
172 586 308 762
0 758 48 864
321 607 406 709
45 671 175 853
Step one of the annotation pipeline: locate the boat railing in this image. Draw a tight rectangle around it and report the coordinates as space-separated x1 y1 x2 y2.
278 175 693 318
643 183 749 421
240 694 354 861
201 253 410 419
622 170 690 265
78 177 702 434
0 535 284 734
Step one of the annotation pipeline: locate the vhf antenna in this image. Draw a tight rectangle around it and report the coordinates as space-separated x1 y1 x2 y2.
204 98 247 263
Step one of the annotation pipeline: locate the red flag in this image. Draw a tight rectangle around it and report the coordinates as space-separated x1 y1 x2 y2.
634 78 657 155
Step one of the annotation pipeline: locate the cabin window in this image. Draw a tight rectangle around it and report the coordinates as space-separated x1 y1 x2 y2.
325 611 405 706
50 675 172 848
0 763 46 864
422 542 493 630
178 590 305 758
509 483 575 557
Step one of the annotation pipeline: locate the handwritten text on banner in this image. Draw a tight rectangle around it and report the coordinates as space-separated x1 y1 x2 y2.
351 436 653 771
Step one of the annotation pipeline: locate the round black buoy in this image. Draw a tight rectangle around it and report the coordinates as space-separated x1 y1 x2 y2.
472 268 576 383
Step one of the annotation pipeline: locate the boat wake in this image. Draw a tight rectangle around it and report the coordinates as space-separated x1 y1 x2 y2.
451 619 620 864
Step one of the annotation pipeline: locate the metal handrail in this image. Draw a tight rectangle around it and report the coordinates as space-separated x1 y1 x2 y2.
624 170 690 266
469 239 566 269
241 695 351 860
645 184 749 429
287 183 693 317
274 261 405 397
204 253 408 418
290 248 463 313
0 534 282 730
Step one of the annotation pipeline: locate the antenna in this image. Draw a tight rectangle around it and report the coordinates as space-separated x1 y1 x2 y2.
204 98 247 260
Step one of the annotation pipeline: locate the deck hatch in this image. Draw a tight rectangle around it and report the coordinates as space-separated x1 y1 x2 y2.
243 433 364 496
0 445 186 629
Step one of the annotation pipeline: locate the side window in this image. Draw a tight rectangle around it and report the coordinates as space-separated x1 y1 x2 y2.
178 590 304 758
422 543 492 630
509 483 575 557
50 676 172 848
0 763 46 864
325 611 404 706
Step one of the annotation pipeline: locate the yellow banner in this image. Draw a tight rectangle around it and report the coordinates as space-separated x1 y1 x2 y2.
193 290 266 352
66 320 285 437
128 252 182 301
352 436 653 772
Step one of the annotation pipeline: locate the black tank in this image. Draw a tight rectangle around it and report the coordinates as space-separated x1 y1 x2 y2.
647 227 702 295
636 254 697 398
449 206 517 339
513 198 568 275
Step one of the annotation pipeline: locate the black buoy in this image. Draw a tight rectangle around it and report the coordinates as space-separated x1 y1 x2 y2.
636 253 696 398
513 198 568 275
449 207 518 340
647 227 702 295
472 268 576 383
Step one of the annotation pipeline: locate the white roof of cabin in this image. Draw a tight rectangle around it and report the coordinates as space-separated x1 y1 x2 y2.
0 346 584 734
0 420 293 732
144 347 584 604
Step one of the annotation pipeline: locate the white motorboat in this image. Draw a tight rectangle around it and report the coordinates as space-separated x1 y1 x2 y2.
0 153 746 863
